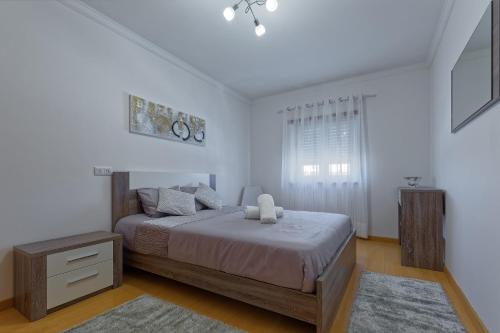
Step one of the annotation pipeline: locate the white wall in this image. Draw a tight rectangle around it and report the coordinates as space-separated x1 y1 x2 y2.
0 0 250 302
250 66 432 238
430 0 500 331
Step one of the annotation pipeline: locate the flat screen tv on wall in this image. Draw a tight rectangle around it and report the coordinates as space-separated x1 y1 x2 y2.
451 0 500 133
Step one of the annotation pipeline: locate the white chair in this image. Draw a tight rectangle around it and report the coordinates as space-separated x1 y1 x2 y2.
240 186 263 206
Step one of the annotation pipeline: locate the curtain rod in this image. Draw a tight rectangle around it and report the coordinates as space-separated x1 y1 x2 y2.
276 93 377 114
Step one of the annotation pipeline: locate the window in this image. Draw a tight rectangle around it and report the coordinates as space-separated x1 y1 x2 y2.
303 164 320 176
303 163 351 177
281 96 368 237
328 163 350 176
299 118 352 178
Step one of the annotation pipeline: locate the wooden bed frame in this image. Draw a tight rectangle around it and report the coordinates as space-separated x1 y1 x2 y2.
112 172 356 333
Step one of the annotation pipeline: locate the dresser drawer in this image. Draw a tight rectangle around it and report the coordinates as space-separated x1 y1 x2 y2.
47 241 113 277
47 260 113 309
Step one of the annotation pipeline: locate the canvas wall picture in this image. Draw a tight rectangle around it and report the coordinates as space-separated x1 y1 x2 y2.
129 95 206 146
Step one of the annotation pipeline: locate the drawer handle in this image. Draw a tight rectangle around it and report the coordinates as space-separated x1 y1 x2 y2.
67 271 99 285
66 251 99 263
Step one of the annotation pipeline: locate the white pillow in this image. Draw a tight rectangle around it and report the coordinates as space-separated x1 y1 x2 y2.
258 194 277 224
195 183 222 209
156 187 196 216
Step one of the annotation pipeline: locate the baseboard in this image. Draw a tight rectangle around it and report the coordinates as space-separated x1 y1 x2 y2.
0 298 13 311
367 236 399 244
444 267 489 333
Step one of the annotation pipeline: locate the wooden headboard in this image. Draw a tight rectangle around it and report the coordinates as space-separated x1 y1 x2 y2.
111 171 216 231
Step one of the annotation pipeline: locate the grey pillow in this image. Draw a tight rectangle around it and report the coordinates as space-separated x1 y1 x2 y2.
157 187 196 216
180 186 206 211
195 183 222 210
137 186 180 218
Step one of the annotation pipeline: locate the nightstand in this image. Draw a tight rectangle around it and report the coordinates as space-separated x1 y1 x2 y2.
14 231 123 321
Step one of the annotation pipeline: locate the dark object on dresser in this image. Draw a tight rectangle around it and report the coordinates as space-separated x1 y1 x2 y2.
398 188 445 271
14 231 123 321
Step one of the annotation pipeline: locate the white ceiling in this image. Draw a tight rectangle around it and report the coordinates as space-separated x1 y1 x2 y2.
82 0 447 100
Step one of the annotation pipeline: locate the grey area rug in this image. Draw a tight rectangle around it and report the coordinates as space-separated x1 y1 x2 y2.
63 295 244 333
348 271 466 333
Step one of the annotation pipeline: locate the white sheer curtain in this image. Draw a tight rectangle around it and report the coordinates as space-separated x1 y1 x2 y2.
281 95 369 238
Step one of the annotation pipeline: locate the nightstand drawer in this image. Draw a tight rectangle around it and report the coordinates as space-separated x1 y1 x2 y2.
47 241 113 277
47 260 113 309
15 231 122 321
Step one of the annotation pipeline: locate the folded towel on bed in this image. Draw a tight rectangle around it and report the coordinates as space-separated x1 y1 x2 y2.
257 194 277 224
245 206 284 220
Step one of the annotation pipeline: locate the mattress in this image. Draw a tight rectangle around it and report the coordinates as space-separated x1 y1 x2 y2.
115 206 352 292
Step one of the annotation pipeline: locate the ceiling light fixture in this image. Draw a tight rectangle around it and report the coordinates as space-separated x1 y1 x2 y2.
223 6 236 21
223 0 278 37
265 0 278 12
254 19 266 37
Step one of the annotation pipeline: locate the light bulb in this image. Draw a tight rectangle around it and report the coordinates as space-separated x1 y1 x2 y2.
223 6 235 21
255 23 266 37
266 0 278 12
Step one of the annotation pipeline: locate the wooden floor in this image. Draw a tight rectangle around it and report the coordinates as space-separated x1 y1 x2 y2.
0 239 485 333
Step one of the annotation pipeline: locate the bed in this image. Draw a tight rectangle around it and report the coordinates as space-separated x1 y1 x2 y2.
112 171 356 333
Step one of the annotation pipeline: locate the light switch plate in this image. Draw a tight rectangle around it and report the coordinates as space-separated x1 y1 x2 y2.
94 166 113 176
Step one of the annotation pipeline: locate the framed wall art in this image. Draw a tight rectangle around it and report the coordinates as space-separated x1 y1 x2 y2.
129 95 206 146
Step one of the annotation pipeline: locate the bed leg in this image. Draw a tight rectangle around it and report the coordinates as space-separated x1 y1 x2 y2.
316 232 356 333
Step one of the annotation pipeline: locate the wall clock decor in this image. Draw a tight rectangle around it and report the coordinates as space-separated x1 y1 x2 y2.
129 95 206 146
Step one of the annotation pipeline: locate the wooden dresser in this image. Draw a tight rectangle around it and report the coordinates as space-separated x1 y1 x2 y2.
14 231 123 321
398 188 445 271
